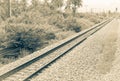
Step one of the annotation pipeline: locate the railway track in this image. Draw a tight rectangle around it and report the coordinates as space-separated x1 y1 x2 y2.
0 19 112 81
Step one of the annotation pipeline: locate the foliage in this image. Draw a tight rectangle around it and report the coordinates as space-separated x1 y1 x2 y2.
48 13 65 28
89 16 101 24
4 24 46 51
64 17 81 32
45 32 56 40
51 0 63 10
0 0 107 62
66 0 82 16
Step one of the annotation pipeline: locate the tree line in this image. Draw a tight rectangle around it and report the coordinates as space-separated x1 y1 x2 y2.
0 0 82 20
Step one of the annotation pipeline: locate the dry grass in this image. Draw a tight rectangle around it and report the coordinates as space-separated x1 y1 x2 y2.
76 18 94 30
96 30 117 74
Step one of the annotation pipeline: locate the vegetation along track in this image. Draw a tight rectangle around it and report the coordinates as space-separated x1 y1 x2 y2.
0 48 20 58
0 19 112 81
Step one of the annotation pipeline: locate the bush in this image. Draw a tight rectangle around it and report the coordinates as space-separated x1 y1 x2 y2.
89 16 101 24
64 17 81 32
76 18 94 30
4 24 46 52
45 32 56 40
48 14 81 33
76 13 104 24
70 26 81 32
48 14 65 29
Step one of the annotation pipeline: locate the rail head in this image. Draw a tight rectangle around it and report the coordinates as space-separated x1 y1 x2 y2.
0 18 113 79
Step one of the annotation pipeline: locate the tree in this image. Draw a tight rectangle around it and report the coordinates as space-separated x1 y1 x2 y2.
66 0 82 16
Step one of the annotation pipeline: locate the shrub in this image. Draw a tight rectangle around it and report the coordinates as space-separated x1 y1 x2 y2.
48 13 65 29
76 18 94 30
89 16 101 24
64 17 81 32
70 26 81 32
49 14 81 33
4 24 46 52
45 32 56 40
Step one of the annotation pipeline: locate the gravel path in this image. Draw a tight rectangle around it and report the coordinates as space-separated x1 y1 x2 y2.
31 19 119 81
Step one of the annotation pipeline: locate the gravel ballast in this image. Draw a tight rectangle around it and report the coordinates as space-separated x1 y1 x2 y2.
31 19 120 81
